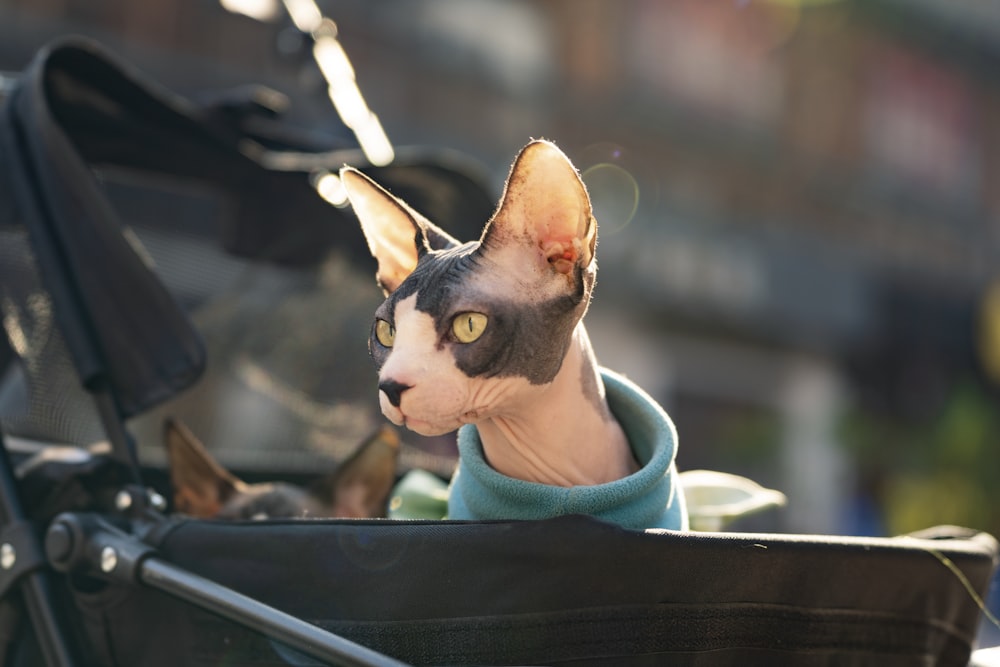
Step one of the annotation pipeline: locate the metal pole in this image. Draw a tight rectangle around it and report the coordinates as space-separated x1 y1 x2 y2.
91 388 142 485
0 438 77 667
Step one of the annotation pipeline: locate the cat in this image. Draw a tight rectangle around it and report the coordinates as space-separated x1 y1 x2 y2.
164 417 399 520
341 139 686 530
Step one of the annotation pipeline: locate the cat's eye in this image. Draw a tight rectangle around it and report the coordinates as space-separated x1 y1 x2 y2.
374 319 395 347
452 312 488 343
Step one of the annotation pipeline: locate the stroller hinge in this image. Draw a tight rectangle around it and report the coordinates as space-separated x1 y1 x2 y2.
45 513 156 584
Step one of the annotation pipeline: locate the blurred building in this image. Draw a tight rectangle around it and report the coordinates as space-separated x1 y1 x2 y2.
1 0 998 535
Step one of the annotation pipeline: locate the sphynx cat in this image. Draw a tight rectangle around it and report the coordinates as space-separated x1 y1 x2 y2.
341 140 686 529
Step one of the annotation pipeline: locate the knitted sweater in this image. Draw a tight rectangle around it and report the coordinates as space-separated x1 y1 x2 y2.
447 369 688 530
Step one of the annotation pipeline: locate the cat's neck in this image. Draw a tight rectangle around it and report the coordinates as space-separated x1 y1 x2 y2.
474 324 638 486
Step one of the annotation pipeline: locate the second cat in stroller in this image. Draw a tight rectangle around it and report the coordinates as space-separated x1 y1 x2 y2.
164 418 399 520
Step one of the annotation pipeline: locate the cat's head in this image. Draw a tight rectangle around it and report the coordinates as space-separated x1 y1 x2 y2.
342 140 598 436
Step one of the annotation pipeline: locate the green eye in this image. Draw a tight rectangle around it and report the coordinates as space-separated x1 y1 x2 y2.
374 319 395 347
452 312 488 343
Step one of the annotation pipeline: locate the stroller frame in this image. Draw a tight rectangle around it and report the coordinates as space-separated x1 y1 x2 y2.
0 432 406 666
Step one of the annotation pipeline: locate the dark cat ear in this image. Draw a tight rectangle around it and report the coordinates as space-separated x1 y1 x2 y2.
341 167 461 294
312 424 401 519
164 417 244 518
481 140 596 275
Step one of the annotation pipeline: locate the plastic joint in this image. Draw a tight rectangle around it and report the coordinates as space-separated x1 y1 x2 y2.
45 512 157 583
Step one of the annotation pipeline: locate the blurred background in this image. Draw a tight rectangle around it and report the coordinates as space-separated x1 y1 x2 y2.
0 0 999 556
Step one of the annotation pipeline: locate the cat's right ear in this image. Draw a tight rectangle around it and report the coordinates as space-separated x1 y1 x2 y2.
314 424 400 519
341 167 460 294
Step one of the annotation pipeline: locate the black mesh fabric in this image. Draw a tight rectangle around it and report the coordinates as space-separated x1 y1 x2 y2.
0 226 107 446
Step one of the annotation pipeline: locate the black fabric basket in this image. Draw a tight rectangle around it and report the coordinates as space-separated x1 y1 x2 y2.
0 36 997 667
74 515 997 666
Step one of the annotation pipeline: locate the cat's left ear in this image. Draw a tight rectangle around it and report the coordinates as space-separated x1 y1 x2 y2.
481 140 596 275
164 417 244 518
341 167 460 294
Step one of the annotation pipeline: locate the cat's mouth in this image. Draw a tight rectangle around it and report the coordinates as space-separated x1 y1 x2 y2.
379 388 482 436
401 415 457 437
386 406 453 436
389 408 479 437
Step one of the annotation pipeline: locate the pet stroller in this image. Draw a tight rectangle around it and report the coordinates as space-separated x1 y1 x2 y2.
0 37 997 667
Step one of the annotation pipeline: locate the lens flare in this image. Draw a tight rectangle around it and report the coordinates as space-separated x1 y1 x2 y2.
582 162 640 234
336 527 409 571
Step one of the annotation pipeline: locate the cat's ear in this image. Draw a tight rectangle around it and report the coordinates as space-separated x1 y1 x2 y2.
312 424 400 519
341 167 461 294
481 140 596 275
164 417 244 518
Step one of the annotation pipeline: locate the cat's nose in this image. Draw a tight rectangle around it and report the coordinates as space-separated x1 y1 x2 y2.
379 380 412 408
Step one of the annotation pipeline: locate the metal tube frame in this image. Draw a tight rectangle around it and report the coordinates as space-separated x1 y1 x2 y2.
0 433 78 667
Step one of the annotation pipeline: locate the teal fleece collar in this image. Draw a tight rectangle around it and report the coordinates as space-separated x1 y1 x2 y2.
447 369 688 530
